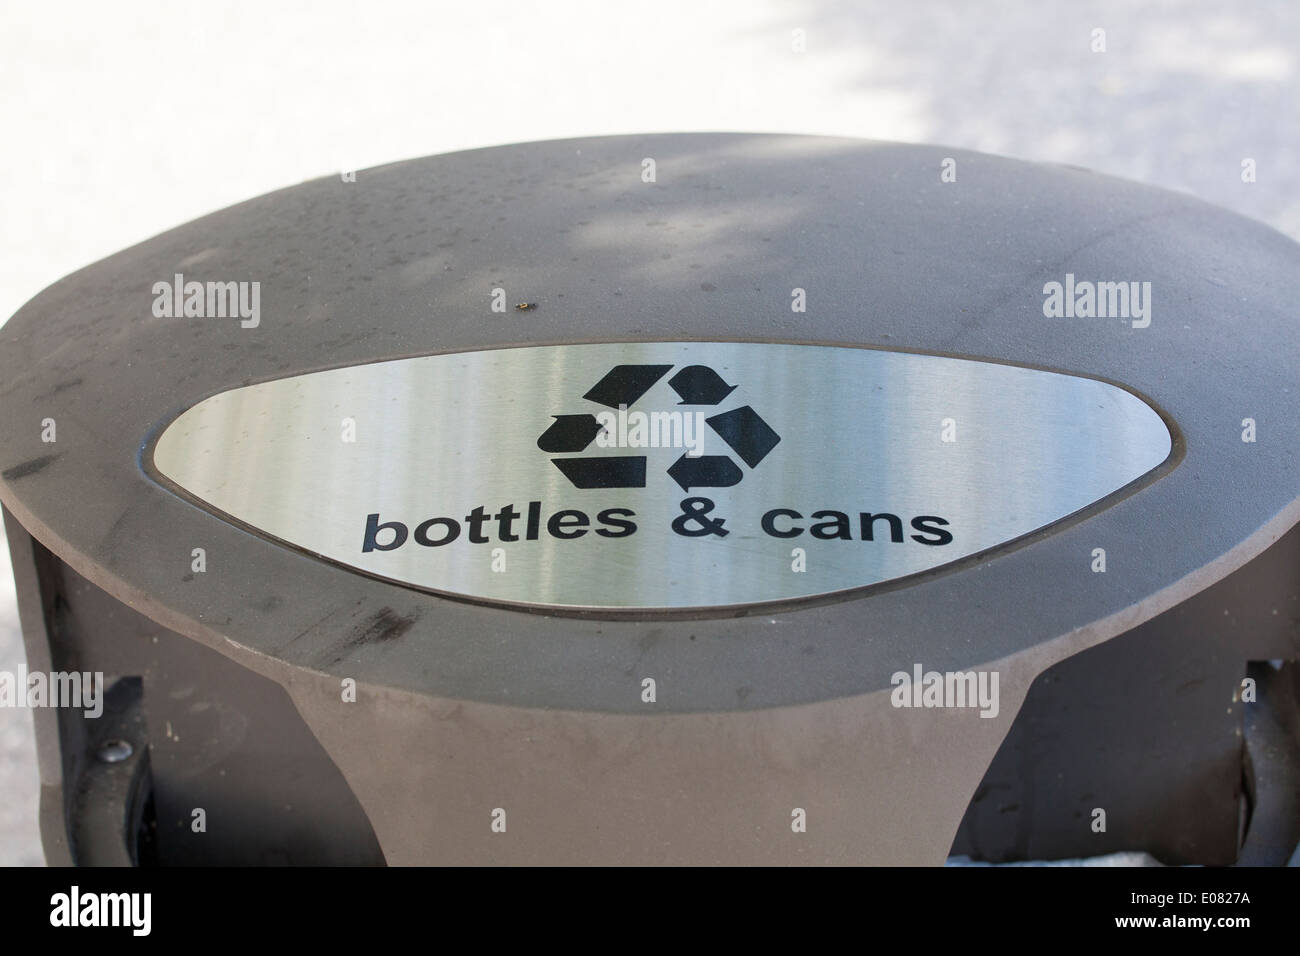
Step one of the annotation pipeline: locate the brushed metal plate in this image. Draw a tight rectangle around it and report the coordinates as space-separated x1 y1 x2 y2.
151 343 1172 610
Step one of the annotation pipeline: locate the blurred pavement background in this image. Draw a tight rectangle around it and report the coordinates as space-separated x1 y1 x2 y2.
1 0 1297 864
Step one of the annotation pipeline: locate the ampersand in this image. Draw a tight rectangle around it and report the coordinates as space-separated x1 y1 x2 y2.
671 497 729 537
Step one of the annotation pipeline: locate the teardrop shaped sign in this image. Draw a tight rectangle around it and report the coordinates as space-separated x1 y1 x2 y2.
151 343 1172 610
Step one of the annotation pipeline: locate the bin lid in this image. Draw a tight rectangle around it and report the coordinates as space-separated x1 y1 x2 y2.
2 133 1297 712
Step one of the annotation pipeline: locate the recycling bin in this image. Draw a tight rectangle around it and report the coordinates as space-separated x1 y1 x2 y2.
1 133 1297 865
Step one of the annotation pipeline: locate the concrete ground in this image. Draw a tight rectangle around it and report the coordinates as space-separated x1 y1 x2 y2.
1 0 1297 865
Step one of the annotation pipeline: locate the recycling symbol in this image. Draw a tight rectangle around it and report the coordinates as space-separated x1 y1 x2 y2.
537 364 781 490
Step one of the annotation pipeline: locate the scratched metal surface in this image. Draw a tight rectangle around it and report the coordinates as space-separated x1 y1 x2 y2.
152 343 1171 609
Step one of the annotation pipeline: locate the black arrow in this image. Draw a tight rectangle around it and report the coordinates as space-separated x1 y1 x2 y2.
667 454 742 491
583 365 672 409
552 456 647 488
537 414 604 453
668 365 736 405
706 406 780 467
